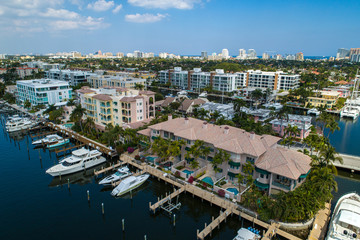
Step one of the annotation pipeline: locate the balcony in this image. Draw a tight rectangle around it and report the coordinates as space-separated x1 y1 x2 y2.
272 180 291 191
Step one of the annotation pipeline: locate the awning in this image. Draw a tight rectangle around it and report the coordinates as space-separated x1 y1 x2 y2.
229 161 241 167
254 180 269 190
227 171 237 177
255 167 269 175
151 136 158 140
299 170 311 179
185 147 191 151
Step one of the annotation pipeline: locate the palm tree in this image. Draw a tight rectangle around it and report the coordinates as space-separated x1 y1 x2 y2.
233 98 246 117
212 149 230 173
84 117 95 135
211 110 221 121
134 83 144 90
250 89 263 109
317 112 332 133
327 119 340 138
70 104 86 132
318 144 343 170
275 106 291 137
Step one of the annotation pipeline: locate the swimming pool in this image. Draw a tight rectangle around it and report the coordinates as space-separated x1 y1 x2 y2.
227 187 239 195
63 123 74 129
146 156 158 162
201 176 214 186
182 169 194 175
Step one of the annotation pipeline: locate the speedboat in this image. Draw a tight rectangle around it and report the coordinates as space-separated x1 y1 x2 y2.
199 91 208 98
111 174 150 197
177 90 187 96
47 139 70 149
99 166 132 185
326 192 360 240
46 148 106 176
233 227 261 240
307 108 321 116
6 119 37 132
32 134 63 145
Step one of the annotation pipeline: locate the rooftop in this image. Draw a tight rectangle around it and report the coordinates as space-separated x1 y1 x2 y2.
16 79 69 87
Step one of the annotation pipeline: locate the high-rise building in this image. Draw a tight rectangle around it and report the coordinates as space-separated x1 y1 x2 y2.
262 52 270 60
285 54 296 60
238 49 246 59
296 52 304 61
336 48 350 59
201 51 208 59
247 49 257 59
116 52 124 58
222 49 230 59
46 69 95 86
350 48 360 62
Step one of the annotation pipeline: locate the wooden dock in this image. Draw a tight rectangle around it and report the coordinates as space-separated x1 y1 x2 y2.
261 222 280 240
94 160 122 176
30 131 58 139
119 153 302 240
54 144 85 154
197 208 234 240
149 187 185 213
307 203 331 240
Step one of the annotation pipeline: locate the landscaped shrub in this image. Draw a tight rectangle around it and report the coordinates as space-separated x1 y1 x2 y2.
175 171 180 178
116 145 124 154
202 182 208 189
218 189 225 197
134 155 140 160
127 147 134 153
176 166 185 170
188 176 194 184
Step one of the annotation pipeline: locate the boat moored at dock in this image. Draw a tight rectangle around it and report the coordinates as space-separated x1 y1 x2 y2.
326 192 360 240
47 138 70 149
6 118 38 132
233 227 261 240
111 174 150 197
32 134 63 146
99 166 132 185
46 148 106 176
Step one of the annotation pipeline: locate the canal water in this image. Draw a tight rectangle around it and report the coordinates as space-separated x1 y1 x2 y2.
0 115 260 240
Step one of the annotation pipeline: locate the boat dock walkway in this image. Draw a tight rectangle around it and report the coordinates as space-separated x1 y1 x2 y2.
197 208 234 240
54 144 86 154
149 187 185 213
336 153 360 172
307 203 331 240
261 222 280 240
44 122 117 157
94 160 122 176
119 153 302 240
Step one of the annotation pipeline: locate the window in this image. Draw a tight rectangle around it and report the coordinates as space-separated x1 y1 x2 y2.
246 157 255 164
164 132 169 138
187 140 191 145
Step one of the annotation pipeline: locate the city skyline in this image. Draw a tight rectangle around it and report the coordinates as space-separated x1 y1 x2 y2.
0 0 359 55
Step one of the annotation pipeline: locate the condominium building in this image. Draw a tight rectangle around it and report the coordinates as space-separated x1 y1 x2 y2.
87 75 146 89
306 90 340 109
296 52 304 61
77 87 155 129
45 69 95 86
336 48 350 60
350 48 360 62
159 68 300 91
138 117 311 194
16 79 72 106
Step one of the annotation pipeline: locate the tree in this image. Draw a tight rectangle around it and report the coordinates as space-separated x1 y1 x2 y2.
24 99 31 109
210 110 221 121
212 149 230 173
48 108 64 124
185 140 206 169
233 98 246 117
134 83 144 90
317 144 343 171
83 117 95 135
70 104 86 132
326 119 340 138
250 89 263 109
317 112 332 133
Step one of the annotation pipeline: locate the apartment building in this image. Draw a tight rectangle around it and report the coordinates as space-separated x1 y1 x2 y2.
307 90 340 109
46 69 95 86
87 75 146 89
138 117 311 195
77 87 155 129
159 68 300 92
16 79 72 106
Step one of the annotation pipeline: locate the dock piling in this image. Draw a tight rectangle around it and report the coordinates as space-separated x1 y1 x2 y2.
87 190 90 201
173 214 176 227
122 219 125 231
101 203 104 215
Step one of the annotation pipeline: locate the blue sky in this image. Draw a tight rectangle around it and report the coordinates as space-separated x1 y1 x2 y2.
0 0 359 56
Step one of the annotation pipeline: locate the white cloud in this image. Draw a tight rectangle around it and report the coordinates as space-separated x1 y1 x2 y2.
51 16 106 30
40 8 80 19
112 4 123 14
125 13 167 23
87 0 115 12
127 0 202 9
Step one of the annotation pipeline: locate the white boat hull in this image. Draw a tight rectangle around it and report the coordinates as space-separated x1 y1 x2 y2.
46 156 106 176
111 174 150 197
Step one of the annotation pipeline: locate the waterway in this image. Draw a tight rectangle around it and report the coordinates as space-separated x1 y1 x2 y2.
0 114 359 240
0 115 261 240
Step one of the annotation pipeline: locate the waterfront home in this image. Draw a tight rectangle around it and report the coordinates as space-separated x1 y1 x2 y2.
77 87 155 129
322 86 350 98
177 98 207 114
138 117 311 195
16 79 72 106
240 107 272 122
270 114 312 139
306 90 340 109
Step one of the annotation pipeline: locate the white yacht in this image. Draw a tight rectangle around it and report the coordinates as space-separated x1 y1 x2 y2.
46 148 106 176
326 192 360 240
177 90 187 96
199 91 208 98
99 166 132 185
307 108 320 116
111 174 150 197
340 106 359 120
32 134 63 146
6 118 37 132
341 75 360 120
233 227 261 240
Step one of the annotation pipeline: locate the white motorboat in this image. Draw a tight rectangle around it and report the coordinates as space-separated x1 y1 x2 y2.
233 227 261 240
340 106 359 120
111 174 150 197
32 134 63 145
199 91 208 98
46 148 106 176
6 119 37 132
307 108 320 116
177 90 187 96
341 75 360 120
99 166 132 185
326 192 360 240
